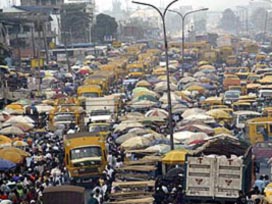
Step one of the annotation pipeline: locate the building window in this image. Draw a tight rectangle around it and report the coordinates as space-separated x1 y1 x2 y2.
51 0 56 5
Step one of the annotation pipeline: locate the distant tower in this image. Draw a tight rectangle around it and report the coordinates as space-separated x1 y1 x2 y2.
8 0 16 6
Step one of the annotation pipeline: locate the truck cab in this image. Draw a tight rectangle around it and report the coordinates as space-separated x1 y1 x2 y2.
77 85 103 98
223 90 241 105
64 133 107 180
127 63 144 78
246 117 272 144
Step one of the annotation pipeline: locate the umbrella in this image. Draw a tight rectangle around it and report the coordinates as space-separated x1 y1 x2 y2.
132 87 149 94
10 122 34 132
0 135 12 147
172 104 188 114
183 114 214 123
4 104 24 114
133 90 158 98
6 116 34 124
78 68 92 75
133 95 157 102
0 151 23 164
176 124 214 135
186 85 206 92
154 81 177 92
85 55 95 60
13 99 32 106
182 108 205 118
213 127 232 135
157 75 177 84
194 71 206 78
162 149 188 164
0 147 29 163
13 141 28 147
115 128 149 144
145 108 168 118
159 92 181 104
0 147 30 157
144 144 171 154
206 109 231 120
0 159 16 171
136 80 152 88
178 76 196 84
198 61 209 66
114 121 143 132
121 136 152 150
198 64 215 70
120 112 144 121
0 126 24 135
129 100 157 109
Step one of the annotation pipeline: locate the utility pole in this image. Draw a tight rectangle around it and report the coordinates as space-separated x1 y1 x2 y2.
31 26 36 58
42 23 49 65
132 0 179 150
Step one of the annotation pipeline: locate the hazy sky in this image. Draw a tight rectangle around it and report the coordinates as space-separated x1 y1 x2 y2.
96 0 250 12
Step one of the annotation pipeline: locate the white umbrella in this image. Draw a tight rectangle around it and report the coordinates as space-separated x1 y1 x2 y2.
178 76 196 84
182 108 205 119
144 144 171 154
0 126 24 135
184 114 214 122
159 92 180 104
85 55 95 60
6 116 34 124
154 81 177 92
145 108 168 118
129 100 157 109
114 121 143 133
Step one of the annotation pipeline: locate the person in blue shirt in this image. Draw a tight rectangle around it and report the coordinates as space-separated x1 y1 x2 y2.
254 175 265 193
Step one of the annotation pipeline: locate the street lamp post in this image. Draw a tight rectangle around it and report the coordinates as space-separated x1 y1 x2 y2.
169 8 208 76
132 0 179 150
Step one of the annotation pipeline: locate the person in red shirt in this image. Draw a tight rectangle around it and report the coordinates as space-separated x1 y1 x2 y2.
0 191 8 200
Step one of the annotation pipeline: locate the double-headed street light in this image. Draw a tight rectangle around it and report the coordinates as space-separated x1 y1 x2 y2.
169 8 208 76
132 0 179 150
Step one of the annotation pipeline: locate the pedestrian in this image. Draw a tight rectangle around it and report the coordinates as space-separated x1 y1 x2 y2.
93 188 103 204
236 190 247 204
254 176 265 193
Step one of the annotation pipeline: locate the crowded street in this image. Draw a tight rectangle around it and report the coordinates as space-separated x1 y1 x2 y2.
2 0 272 204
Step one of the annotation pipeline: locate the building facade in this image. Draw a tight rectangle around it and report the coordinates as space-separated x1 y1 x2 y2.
21 0 64 6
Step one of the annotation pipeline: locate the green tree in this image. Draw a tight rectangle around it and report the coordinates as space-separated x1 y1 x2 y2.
219 9 241 34
61 3 92 43
91 13 118 43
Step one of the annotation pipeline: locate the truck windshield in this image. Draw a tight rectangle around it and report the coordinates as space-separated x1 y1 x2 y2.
260 91 272 97
129 68 143 73
225 91 240 98
90 109 111 116
54 113 75 122
89 125 110 133
71 146 102 160
238 75 248 80
82 92 99 97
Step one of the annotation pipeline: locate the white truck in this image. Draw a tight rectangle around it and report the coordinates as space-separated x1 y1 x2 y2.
84 95 118 125
184 143 252 204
